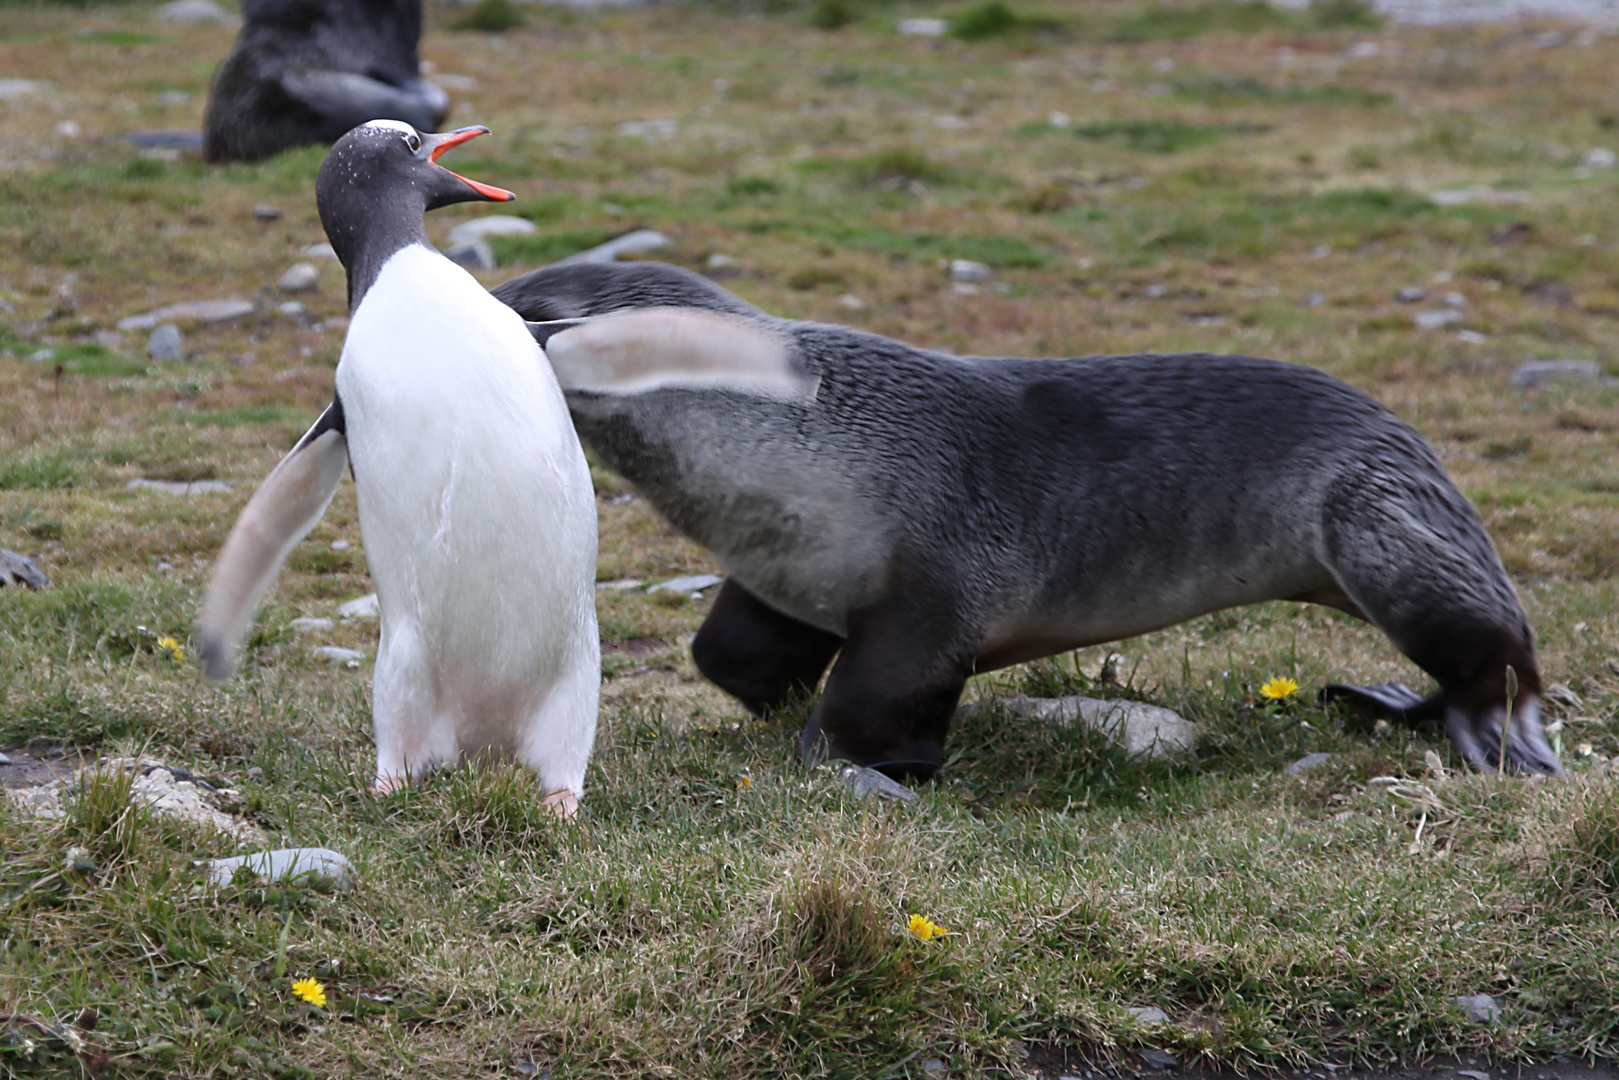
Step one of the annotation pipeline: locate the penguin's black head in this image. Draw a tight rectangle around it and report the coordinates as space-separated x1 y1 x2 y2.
317 121 516 309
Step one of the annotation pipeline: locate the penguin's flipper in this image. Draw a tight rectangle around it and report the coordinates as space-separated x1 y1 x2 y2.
527 308 819 402
195 401 349 681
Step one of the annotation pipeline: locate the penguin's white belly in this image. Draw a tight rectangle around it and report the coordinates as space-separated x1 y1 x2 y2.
336 246 598 775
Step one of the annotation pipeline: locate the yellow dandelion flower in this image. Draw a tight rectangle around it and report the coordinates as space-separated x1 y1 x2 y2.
1258 676 1300 701
156 636 185 663
738 776 753 788
290 978 327 1009
908 913 948 942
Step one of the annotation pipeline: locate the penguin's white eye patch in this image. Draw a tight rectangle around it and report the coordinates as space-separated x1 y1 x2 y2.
361 119 420 139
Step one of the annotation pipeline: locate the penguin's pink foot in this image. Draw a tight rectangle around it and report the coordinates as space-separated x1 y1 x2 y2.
370 775 408 795
542 788 579 818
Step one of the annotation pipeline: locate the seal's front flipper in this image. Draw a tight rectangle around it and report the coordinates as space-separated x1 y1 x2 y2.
196 399 349 681
1321 681 1446 726
530 308 820 402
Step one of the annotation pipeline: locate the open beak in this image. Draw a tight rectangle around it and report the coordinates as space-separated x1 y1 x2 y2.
425 126 515 202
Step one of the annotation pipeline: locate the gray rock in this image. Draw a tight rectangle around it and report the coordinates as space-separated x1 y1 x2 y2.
203 847 355 890
1139 1048 1179 1070
447 214 535 246
1456 993 1501 1024
1414 309 1463 330
127 478 233 497
1128 1005 1170 1026
960 696 1196 758
277 262 319 293
0 548 49 590
337 593 379 619
647 573 723 595
839 764 918 802
1396 286 1427 303
595 578 644 591
1584 147 1616 168
252 204 282 220
1512 359 1602 389
1286 752 1334 776
0 752 13 766
147 323 184 361
443 239 496 271
922 1060 946 1078
900 16 948 34
157 0 234 22
314 646 365 664
951 259 991 284
303 242 339 261
554 229 672 266
117 298 254 332
288 617 334 634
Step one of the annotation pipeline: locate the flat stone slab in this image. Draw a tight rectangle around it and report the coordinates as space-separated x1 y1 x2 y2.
202 847 354 890
448 215 536 246
127 478 233 496
553 229 672 266
647 573 722 595
839 764 918 802
959 695 1196 758
116 298 254 332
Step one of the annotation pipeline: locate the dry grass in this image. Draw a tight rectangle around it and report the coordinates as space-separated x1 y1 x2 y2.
5 0 1619 1075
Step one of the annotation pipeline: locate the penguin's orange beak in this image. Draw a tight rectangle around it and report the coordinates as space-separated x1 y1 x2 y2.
427 126 515 202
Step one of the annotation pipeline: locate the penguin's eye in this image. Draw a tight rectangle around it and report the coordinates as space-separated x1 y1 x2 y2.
405 133 421 153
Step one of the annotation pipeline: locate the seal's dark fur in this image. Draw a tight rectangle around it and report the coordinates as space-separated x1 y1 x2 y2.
495 261 1561 779
203 0 447 163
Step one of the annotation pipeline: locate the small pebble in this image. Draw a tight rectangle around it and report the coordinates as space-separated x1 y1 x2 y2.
330 539 349 550
950 259 991 284
288 617 334 635
252 205 283 220
314 646 365 664
202 847 354 890
647 573 723 595
1396 286 1427 303
337 593 380 619
1456 993 1501 1024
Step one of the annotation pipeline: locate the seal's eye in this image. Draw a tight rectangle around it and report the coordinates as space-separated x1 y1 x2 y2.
405 133 421 153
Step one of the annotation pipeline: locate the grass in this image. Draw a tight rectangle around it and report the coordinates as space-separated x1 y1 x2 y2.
3 0 1619 1075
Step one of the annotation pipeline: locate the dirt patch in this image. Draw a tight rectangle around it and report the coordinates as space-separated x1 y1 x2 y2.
0 745 88 790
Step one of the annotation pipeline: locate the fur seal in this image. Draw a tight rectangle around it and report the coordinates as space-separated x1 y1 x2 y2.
202 0 448 163
493 260 1563 780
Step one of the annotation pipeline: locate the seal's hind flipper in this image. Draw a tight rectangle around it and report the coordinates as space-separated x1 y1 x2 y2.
196 400 349 681
533 308 820 402
1321 681 1446 725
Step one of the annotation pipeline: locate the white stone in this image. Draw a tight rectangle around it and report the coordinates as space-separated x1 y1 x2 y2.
127 478 233 496
900 17 947 34
337 593 380 619
1286 752 1334 775
314 646 365 664
277 262 319 293
55 120 80 138
617 118 678 138
1414 309 1463 330
203 847 354 890
156 0 234 23
1456 993 1501 1024
302 242 339 261
960 696 1196 758
1048 110 1071 128
0 79 51 102
447 215 536 246
706 253 737 269
951 259 992 284
1583 147 1616 168
117 298 254 332
147 323 183 361
1129 1005 1170 1026
595 578 644 590
647 573 723 595
288 617 334 634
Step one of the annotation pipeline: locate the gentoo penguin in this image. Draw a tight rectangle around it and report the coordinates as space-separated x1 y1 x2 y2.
202 0 449 163
197 125 812 805
197 121 598 807
492 260 1563 781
